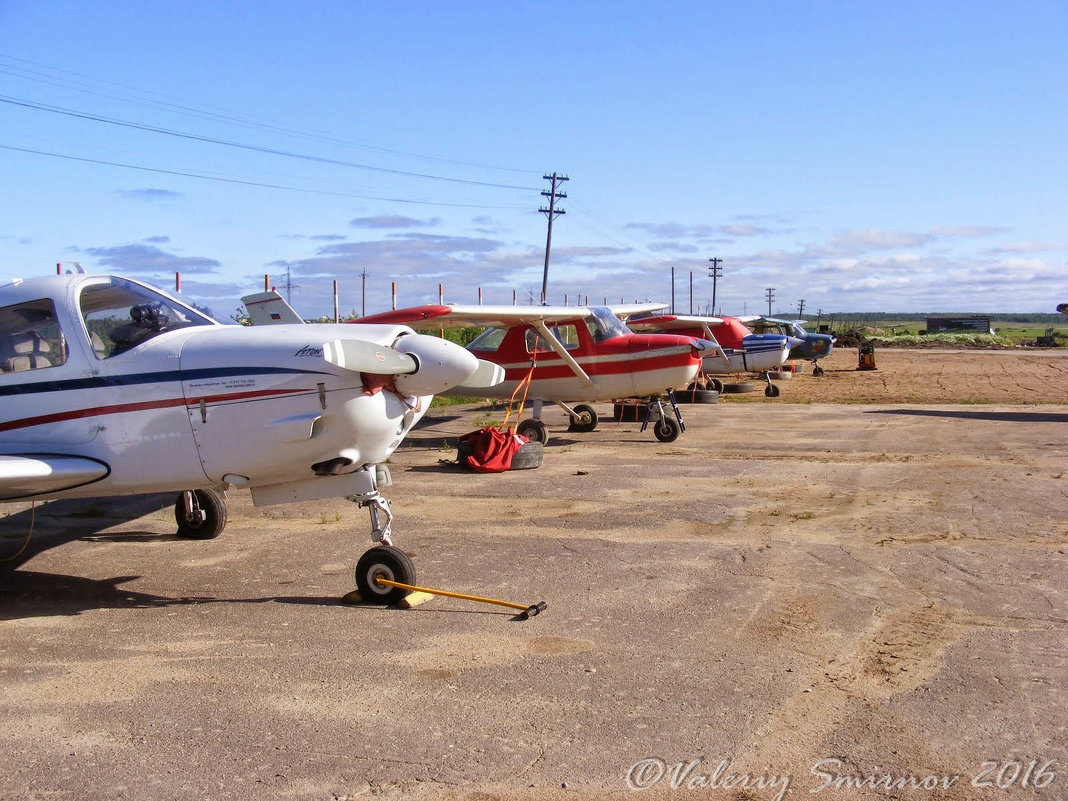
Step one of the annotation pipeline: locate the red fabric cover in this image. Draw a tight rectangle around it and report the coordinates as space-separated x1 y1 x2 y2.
458 427 529 473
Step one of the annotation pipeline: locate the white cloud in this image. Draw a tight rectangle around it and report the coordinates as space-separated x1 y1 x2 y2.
349 215 440 229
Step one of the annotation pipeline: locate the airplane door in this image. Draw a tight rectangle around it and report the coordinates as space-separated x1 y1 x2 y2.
0 295 98 446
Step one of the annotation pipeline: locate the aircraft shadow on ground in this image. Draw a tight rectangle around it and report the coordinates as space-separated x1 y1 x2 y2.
1 570 518 621
867 409 1068 424
0 570 208 620
0 493 176 571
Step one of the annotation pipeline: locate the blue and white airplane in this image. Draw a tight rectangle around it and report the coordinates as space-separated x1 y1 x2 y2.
743 317 836 376
0 267 502 603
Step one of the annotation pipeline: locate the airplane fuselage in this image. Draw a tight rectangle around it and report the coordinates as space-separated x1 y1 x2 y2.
0 274 434 503
456 320 701 402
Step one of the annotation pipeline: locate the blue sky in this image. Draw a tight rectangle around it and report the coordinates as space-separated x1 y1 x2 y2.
1 1 1064 321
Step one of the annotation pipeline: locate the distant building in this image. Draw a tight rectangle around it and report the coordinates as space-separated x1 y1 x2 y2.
925 316 991 333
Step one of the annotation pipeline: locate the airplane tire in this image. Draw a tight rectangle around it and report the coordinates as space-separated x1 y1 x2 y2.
175 489 227 539
765 383 781 397
653 416 681 443
707 378 725 393
677 388 719 403
509 441 544 470
355 545 415 605
722 381 759 394
456 439 543 470
517 418 549 444
567 404 598 432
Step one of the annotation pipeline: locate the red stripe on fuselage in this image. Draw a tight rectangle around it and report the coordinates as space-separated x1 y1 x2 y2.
0 388 307 434
500 350 696 382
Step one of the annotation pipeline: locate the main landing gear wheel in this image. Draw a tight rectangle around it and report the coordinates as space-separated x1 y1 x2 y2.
355 545 416 605
654 416 681 443
813 364 825 376
765 383 781 397
175 489 227 539
708 378 725 393
567 404 598 433
517 418 549 444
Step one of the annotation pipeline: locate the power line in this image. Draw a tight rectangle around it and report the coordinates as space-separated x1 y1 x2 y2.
0 53 537 176
0 95 540 191
0 143 531 209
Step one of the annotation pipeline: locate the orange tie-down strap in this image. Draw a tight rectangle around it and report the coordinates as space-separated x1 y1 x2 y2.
499 356 536 431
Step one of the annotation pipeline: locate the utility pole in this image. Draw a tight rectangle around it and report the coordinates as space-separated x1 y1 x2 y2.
539 172 568 304
708 257 723 315
765 287 775 317
361 267 368 317
797 299 806 319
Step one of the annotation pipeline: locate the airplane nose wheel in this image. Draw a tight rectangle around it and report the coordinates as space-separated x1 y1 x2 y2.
355 545 416 605
654 416 681 442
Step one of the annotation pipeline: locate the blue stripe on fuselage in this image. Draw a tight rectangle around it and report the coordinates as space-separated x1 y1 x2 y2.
0 367 331 398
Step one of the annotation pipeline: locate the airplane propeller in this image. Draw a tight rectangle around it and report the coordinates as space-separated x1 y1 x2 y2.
323 334 505 396
322 339 418 374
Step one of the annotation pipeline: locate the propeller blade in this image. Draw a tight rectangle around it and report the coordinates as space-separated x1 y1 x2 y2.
694 338 723 355
464 359 506 388
322 339 416 374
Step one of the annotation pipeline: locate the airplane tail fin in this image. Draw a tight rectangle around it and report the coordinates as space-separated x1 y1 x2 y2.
241 291 305 325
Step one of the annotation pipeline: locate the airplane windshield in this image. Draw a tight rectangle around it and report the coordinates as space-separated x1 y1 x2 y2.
78 277 216 358
586 307 630 342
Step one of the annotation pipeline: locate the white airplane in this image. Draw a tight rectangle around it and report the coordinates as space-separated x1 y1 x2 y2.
1 268 503 604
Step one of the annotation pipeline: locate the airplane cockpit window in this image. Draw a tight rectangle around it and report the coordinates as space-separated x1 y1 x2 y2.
526 325 579 353
78 278 216 358
585 307 630 343
0 298 67 372
468 327 506 352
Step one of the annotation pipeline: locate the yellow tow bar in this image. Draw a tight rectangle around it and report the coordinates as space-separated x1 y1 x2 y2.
375 577 547 620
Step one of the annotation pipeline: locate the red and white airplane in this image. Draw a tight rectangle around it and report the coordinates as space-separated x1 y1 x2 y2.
624 313 799 397
345 303 707 443
1 268 503 604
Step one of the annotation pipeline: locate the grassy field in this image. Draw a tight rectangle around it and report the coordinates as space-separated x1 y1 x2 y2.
821 317 1066 346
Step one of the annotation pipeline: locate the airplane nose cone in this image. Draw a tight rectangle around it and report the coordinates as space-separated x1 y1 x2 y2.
391 333 481 397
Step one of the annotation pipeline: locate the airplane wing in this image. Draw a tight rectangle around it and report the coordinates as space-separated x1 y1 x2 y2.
625 314 725 330
242 291 305 325
607 302 670 320
0 454 110 500
355 304 594 330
